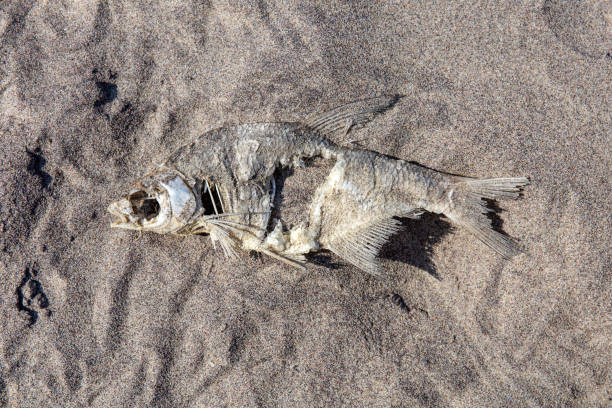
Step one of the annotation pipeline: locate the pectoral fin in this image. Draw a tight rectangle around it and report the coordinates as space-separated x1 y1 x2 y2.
326 217 403 275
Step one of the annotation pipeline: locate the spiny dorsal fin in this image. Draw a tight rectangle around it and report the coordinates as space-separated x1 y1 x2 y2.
305 95 403 139
326 217 403 275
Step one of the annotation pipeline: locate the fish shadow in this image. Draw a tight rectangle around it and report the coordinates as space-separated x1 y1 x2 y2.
305 253 343 270
484 199 507 233
379 200 511 278
379 213 453 280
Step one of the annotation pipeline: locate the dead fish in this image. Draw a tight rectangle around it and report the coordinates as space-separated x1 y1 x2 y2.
107 95 529 274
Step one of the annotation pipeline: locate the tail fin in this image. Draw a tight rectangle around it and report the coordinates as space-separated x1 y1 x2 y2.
445 177 529 259
304 95 402 139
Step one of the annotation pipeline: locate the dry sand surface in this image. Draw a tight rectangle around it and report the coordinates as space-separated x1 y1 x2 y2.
1 1 611 407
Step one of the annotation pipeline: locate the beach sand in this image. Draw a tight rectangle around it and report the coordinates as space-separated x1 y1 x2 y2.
0 1 610 406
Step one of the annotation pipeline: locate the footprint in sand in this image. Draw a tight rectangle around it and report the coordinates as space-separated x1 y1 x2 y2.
16 266 51 326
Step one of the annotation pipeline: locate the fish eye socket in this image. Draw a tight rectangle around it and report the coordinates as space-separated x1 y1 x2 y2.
129 190 161 220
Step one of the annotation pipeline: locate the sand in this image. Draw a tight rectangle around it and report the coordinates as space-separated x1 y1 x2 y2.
0 1 610 407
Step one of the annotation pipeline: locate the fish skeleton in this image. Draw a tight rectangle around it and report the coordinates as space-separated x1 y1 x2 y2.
107 95 529 274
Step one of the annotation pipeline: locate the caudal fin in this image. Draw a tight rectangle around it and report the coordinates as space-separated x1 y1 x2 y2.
445 177 529 259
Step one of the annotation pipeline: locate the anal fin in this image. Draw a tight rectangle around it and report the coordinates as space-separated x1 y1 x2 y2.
326 217 403 275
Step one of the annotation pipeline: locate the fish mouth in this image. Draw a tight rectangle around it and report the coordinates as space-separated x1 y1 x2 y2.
107 202 131 227
110 214 127 227
109 212 128 227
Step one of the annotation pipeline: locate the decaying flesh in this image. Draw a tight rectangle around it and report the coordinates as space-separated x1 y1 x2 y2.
108 95 529 274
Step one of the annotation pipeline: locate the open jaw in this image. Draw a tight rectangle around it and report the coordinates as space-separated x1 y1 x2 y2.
107 199 137 228
107 171 200 233
107 190 162 229
109 211 128 226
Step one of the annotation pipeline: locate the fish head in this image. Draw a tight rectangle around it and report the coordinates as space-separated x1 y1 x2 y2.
107 168 199 234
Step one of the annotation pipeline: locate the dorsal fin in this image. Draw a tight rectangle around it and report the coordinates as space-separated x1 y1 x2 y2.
305 95 403 139
326 217 403 275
